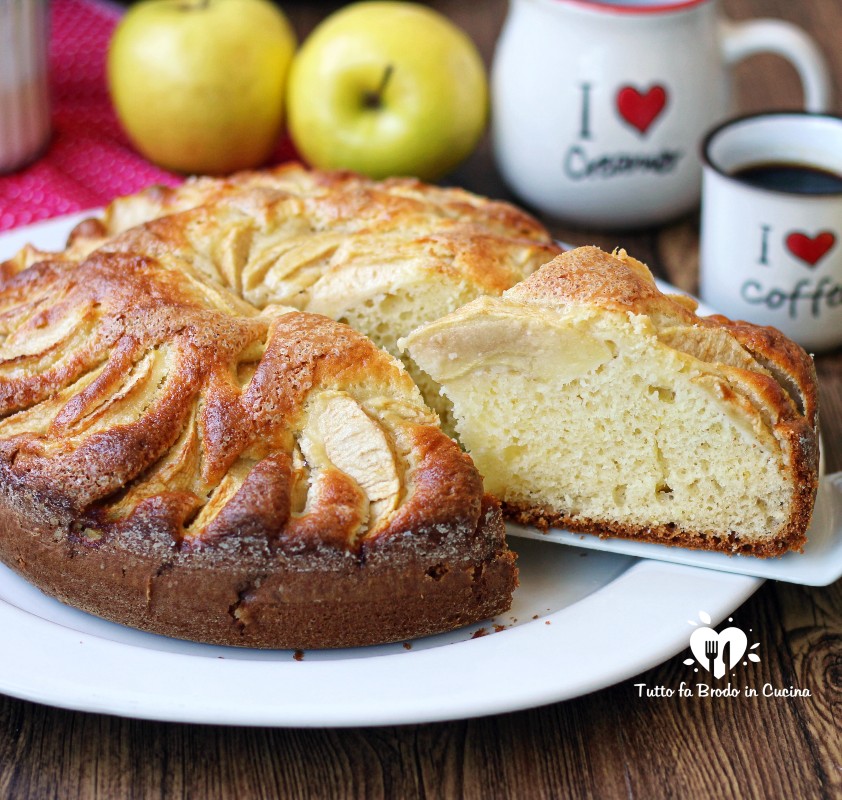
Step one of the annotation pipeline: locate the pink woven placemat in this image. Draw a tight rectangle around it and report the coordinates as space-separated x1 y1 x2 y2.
0 0 297 233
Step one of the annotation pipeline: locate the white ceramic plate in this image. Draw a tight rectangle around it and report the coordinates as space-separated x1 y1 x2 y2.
0 543 758 726
0 214 761 726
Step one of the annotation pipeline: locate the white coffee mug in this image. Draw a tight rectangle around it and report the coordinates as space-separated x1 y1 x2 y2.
700 112 842 353
492 0 832 228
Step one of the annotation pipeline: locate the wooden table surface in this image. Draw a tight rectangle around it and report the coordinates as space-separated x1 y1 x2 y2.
2 1 841 797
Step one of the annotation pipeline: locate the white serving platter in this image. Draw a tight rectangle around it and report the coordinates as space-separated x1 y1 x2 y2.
0 213 782 726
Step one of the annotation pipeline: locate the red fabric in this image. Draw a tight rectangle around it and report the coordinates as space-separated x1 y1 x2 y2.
0 0 181 231
0 0 299 232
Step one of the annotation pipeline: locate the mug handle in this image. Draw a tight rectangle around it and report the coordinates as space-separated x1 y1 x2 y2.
720 19 832 113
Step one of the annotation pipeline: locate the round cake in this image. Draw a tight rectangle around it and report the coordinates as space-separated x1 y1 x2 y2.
0 165 564 648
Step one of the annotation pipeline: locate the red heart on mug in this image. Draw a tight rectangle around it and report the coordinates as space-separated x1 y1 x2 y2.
785 230 836 267
616 85 668 135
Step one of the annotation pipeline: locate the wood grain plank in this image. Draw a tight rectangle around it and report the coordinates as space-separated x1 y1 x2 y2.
771 579 842 798
726 0 842 115
1 2 841 799
613 589 827 800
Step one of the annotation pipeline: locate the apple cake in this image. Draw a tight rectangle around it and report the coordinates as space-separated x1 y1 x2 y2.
402 246 820 557
0 166 578 648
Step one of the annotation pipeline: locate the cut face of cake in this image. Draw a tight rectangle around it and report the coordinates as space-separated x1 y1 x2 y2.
402 246 820 557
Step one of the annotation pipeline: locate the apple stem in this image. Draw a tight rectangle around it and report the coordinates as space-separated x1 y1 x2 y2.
363 65 394 110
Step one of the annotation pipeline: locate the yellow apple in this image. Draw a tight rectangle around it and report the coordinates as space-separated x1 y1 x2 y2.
287 2 488 181
108 0 296 175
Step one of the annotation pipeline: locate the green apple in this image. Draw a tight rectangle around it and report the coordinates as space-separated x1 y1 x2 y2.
287 1 488 181
108 0 296 175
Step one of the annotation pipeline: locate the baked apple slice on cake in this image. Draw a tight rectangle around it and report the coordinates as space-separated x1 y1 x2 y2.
0 244 516 649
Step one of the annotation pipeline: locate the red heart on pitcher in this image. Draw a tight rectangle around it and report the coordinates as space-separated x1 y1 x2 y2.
785 230 836 267
616 85 668 135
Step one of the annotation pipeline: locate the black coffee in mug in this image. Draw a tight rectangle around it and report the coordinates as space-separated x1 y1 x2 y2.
732 162 842 194
701 112 842 351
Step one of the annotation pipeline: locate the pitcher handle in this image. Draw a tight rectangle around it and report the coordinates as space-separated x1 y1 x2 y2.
720 19 832 113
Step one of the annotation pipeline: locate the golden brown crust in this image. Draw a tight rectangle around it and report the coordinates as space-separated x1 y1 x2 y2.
91 170 560 308
13 163 554 290
2 167 560 321
506 246 688 319
79 162 556 245
0 290 483 552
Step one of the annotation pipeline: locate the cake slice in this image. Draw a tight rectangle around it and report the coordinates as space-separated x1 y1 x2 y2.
401 246 819 557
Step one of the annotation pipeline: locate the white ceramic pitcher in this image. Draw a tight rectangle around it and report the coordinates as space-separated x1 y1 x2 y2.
492 0 832 228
